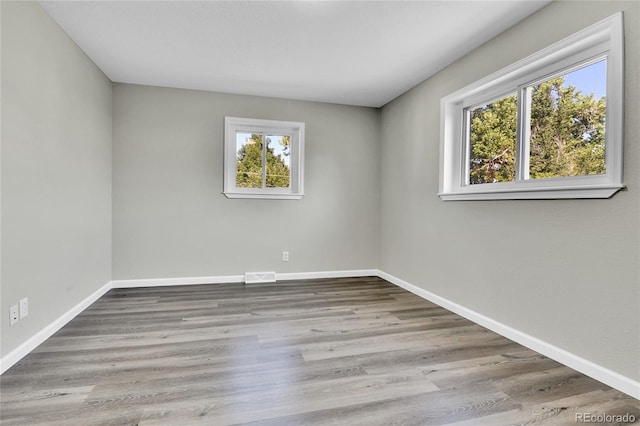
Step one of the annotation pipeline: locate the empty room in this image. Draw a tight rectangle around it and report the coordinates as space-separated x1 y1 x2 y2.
1 0 639 424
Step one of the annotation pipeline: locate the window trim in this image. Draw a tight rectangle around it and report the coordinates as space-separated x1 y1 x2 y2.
439 13 624 201
224 116 305 200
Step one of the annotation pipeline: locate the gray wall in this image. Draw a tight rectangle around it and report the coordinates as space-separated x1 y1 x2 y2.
379 0 640 381
1 2 112 358
112 84 379 279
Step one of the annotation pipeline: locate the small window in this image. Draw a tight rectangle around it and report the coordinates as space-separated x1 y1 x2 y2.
224 117 305 199
440 13 623 200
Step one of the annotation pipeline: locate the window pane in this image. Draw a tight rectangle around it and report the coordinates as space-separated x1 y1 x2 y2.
265 134 291 188
468 94 517 184
236 132 263 188
528 60 606 179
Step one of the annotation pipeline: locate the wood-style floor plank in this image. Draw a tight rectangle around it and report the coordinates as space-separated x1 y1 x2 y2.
1 277 638 425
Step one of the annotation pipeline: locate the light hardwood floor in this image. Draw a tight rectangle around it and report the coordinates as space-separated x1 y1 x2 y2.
1 277 638 425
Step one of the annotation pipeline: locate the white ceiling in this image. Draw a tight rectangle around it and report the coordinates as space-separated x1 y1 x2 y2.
39 1 552 108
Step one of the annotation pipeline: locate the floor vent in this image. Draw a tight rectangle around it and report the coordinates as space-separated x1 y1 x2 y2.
244 271 276 284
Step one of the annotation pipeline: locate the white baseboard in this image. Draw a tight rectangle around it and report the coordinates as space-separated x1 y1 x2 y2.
377 270 640 400
3 269 638 400
110 269 379 288
277 269 378 281
0 280 113 374
111 275 244 288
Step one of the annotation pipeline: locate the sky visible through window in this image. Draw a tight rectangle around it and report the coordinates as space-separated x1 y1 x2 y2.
562 59 606 99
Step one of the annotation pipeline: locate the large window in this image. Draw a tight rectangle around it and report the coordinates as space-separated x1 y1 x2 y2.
224 117 305 199
440 13 623 200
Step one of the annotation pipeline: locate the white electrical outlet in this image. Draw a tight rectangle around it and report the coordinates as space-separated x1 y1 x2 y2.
10 305 19 326
282 251 289 262
20 298 29 319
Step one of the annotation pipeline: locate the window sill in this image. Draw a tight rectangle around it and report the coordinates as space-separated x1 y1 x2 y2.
223 192 304 200
439 184 624 201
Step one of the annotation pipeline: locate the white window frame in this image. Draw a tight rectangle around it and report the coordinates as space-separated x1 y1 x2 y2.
224 116 305 200
439 13 624 201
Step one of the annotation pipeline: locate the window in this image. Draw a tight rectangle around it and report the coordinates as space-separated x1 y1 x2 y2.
439 13 623 200
224 117 305 199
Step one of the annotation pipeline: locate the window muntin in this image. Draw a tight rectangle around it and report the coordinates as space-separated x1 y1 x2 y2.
224 117 304 199
439 13 623 200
